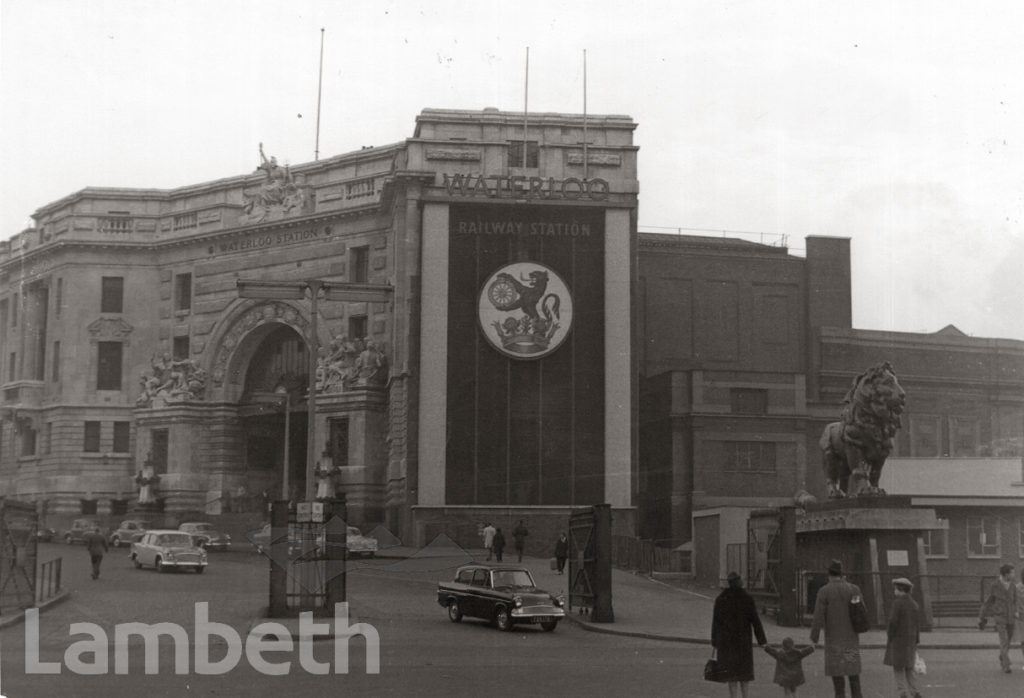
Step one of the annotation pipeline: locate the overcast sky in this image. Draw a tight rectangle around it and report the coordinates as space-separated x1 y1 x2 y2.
2 0 1022 340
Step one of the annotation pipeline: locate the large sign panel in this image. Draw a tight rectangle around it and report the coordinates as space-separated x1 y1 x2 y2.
478 262 573 359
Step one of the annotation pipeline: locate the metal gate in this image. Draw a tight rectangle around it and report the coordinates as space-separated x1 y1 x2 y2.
568 504 614 622
268 499 346 616
0 499 38 614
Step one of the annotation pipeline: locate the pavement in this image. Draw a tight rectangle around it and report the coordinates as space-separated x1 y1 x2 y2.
376 544 1004 651
3 543 1004 651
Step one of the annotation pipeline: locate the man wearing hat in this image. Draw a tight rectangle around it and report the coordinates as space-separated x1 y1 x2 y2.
978 563 1019 673
810 559 865 698
884 577 921 698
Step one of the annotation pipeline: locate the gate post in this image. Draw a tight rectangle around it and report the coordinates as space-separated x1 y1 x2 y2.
268 500 288 617
776 506 799 627
592 503 615 622
325 496 347 607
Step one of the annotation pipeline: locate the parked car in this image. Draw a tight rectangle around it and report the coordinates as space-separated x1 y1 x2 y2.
437 563 566 632
36 526 57 543
247 523 377 559
130 530 208 573
346 526 378 559
64 518 102 545
109 519 152 548
178 522 232 551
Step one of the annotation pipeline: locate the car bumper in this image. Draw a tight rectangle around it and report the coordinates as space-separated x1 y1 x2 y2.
162 560 208 569
203 542 231 551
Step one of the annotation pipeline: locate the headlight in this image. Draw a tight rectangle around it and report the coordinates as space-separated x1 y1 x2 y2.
552 597 563 607
514 596 523 608
164 552 175 560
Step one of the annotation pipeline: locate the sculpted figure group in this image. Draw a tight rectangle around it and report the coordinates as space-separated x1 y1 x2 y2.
315 335 388 393
136 354 207 406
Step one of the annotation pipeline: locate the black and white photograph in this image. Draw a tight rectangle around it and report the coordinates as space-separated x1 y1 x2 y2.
2 2 1023 696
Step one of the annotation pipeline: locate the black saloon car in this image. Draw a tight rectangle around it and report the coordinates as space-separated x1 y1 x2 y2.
437 563 565 632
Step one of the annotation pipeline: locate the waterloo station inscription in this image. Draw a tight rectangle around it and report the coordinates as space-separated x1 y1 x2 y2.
442 173 610 201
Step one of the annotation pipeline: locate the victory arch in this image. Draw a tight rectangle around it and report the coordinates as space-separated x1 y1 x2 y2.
0 108 638 546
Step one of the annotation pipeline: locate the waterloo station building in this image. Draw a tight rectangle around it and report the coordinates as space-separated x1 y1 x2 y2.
2 108 1023 563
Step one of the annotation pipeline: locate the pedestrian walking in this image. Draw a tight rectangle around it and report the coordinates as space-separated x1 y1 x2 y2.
512 519 529 562
554 531 569 574
978 563 1019 673
810 560 865 698
492 527 506 562
482 522 496 561
711 571 768 698
884 577 921 698
84 526 108 580
764 636 814 697
1017 568 1024 671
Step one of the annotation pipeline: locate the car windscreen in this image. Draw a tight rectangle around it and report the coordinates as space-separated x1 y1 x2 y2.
156 534 194 547
491 570 535 588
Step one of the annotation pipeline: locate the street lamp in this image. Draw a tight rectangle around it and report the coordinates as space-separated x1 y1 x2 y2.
236 278 393 502
275 385 291 501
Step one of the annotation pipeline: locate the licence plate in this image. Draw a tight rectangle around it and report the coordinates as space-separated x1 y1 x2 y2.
531 617 552 623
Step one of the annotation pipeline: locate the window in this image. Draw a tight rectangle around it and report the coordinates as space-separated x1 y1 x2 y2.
508 140 539 168
731 388 768 415
910 415 941 457
923 524 948 558
330 418 350 468
723 441 777 472
173 335 190 361
348 315 367 342
151 429 169 474
967 517 1000 557
55 278 63 316
97 342 123 390
174 273 192 312
950 416 979 457
351 246 369 283
101 277 124 313
20 424 36 457
1019 519 1024 559
113 422 131 453
52 341 60 382
84 421 101 453
80 499 98 515
11 294 17 327
8 352 15 382
44 422 52 455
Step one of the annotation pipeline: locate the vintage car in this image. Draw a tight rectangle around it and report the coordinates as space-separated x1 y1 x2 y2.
109 519 152 547
346 526 378 559
63 518 102 545
248 523 378 559
130 529 208 573
437 563 566 632
178 522 232 551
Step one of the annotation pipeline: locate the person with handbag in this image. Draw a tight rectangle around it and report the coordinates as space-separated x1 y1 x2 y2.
810 559 865 698
710 571 767 698
884 577 922 698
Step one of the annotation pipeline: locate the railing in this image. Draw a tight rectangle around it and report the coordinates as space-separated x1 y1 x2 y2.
611 536 691 576
37 557 62 604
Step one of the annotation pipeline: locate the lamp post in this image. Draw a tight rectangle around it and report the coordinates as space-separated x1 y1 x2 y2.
275 386 291 501
237 278 393 502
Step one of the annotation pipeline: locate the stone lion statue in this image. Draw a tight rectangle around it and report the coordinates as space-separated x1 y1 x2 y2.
819 361 906 498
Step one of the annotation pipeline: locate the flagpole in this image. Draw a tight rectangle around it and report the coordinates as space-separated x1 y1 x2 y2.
315 28 325 161
523 46 529 168
583 49 588 180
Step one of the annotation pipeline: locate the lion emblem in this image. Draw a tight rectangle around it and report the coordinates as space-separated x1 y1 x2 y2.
819 361 906 498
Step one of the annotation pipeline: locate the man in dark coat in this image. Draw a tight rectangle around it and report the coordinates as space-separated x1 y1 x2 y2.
491 528 506 562
810 560 865 698
884 577 921 698
84 526 109 580
711 571 767 698
512 520 529 562
978 562 1018 673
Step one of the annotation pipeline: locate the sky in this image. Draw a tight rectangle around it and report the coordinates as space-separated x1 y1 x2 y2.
2 0 1023 340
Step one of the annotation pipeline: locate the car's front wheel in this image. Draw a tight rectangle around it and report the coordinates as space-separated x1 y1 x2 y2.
64 534 72 545
155 557 166 573
111 536 121 548
447 600 463 623
541 620 558 632
131 555 142 569
495 606 513 632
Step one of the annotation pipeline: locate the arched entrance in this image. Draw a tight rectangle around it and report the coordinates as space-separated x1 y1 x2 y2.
236 324 310 501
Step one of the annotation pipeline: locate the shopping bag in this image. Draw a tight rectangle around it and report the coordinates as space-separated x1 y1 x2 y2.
704 649 725 682
849 594 870 633
549 557 558 571
913 652 926 675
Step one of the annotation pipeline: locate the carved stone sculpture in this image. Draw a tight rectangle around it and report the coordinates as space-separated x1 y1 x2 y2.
819 361 906 498
241 143 313 223
136 354 207 406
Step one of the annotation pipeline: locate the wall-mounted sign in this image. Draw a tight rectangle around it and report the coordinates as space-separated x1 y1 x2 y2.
886 550 909 567
478 262 573 359
443 173 610 201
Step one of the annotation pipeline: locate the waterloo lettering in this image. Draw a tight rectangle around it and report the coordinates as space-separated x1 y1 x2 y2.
442 173 610 201
216 228 324 254
456 219 592 237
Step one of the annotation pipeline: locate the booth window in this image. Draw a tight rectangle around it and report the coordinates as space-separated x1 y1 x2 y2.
966 517 1000 558
923 524 948 558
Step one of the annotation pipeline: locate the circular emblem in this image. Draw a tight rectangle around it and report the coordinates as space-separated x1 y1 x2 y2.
478 262 573 359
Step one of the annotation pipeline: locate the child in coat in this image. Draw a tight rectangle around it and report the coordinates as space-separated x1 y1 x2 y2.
764 637 815 696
